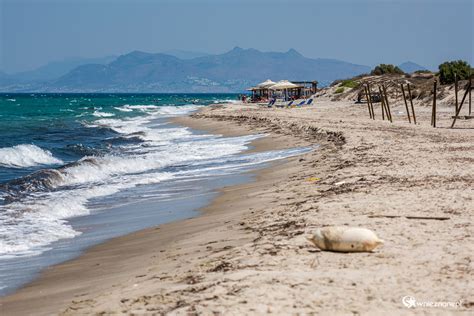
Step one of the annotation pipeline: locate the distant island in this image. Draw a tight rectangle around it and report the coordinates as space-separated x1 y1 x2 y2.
0 48 427 93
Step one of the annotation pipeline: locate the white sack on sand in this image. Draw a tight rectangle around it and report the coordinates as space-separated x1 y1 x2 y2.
307 226 384 252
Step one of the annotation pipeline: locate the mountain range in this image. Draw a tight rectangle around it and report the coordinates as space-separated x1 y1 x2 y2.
161 49 210 60
0 48 427 93
398 61 427 73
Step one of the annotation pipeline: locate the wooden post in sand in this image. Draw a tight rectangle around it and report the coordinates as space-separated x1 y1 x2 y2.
378 86 386 120
364 86 373 119
431 80 437 127
407 84 417 124
470 76 472 115
400 84 411 123
370 89 375 119
382 84 393 122
451 77 473 128
379 86 391 122
364 86 369 118
366 84 375 119
454 73 459 114
365 85 375 119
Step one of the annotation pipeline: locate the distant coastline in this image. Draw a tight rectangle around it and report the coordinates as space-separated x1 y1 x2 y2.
0 47 373 93
0 49 429 94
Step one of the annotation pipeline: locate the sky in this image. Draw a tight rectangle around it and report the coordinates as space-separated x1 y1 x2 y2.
0 0 472 73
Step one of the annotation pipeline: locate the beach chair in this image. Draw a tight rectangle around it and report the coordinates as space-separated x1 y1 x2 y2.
287 101 294 107
297 100 306 106
306 98 313 105
267 99 275 107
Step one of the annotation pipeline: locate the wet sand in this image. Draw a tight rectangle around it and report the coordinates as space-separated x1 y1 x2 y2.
0 112 307 315
1 99 473 315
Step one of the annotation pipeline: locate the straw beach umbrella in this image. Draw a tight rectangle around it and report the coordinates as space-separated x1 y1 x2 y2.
254 80 275 99
268 80 302 100
268 80 300 90
257 79 276 88
247 80 275 100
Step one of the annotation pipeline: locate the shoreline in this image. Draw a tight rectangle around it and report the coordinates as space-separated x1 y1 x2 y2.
0 110 310 315
1 99 472 314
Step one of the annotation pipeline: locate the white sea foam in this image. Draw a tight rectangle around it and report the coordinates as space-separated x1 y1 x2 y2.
125 104 159 110
114 104 158 112
155 104 202 116
0 104 311 259
114 106 133 112
0 172 173 258
0 144 63 168
213 99 239 104
93 110 115 117
114 104 201 116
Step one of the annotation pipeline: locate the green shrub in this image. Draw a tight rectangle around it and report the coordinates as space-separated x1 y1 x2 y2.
414 70 431 74
438 60 471 84
340 79 359 88
335 87 344 94
371 64 404 75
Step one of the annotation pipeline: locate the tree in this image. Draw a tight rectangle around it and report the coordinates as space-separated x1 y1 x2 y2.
438 60 472 84
371 64 404 75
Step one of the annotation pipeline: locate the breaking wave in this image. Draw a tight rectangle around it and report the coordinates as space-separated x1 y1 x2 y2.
92 110 115 117
0 145 63 168
0 104 311 260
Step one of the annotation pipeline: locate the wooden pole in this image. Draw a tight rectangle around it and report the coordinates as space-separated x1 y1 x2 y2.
454 73 458 114
407 83 416 124
368 86 375 119
364 86 369 118
382 84 393 122
469 76 472 115
378 86 386 120
366 83 375 119
451 79 472 128
432 80 437 127
379 86 390 122
364 86 372 118
368 215 450 221
401 84 411 123
364 86 373 119
369 89 375 119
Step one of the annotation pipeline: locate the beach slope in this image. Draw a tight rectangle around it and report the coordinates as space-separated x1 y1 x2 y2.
1 100 473 314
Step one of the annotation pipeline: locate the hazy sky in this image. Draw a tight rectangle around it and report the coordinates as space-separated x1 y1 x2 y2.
1 0 472 73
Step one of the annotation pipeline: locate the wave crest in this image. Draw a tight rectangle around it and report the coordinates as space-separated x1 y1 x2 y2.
0 144 63 168
93 110 115 117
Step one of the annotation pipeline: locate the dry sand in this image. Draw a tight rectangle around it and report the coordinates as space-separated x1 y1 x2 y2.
1 98 473 315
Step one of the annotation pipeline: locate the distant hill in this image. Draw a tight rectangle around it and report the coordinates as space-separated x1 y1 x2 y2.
398 61 427 73
0 56 117 92
162 49 210 60
10 55 117 82
0 48 371 92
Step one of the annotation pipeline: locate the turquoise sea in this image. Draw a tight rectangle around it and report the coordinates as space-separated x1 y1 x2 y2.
0 93 310 295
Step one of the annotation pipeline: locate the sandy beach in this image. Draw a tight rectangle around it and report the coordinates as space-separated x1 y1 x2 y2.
1 98 473 315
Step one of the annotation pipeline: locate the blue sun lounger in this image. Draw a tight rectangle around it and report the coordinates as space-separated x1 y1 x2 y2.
306 98 313 105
